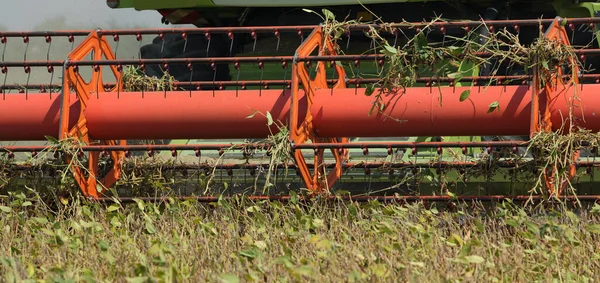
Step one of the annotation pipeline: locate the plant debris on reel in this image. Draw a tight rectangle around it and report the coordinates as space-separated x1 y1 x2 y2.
2 12 600 206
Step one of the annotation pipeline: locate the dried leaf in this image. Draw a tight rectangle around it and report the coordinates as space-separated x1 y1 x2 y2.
266 111 273 126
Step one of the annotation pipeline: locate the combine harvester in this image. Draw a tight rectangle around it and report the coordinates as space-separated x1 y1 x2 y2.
2 0 600 204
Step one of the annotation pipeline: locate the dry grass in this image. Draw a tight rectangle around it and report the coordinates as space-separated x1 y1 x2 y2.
121 65 179 92
0 192 598 282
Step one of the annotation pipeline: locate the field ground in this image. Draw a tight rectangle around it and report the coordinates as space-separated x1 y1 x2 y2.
0 192 598 282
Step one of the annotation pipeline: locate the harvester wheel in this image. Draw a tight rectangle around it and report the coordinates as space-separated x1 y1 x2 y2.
140 33 232 90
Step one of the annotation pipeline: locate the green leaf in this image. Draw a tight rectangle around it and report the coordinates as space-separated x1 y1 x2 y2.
133 198 145 212
265 111 273 126
447 72 463 79
293 265 314 277
381 44 397 56
566 211 579 223
365 84 375 96
148 243 161 255
239 248 259 259
274 256 294 268
591 203 600 215
322 9 335 21
505 219 519 227
561 17 568 26
98 240 110 252
246 206 261 213
290 190 299 204
487 101 500 113
414 32 428 50
21 201 32 207
334 29 344 40
302 8 315 14
125 277 149 283
585 224 600 234
474 218 484 233
107 204 120 212
447 191 457 199
458 241 472 257
145 221 157 235
254 240 267 250
218 274 240 283
465 255 485 264
0 206 11 213
409 261 425 267
448 46 464 56
45 135 59 144
33 217 48 224
525 221 540 235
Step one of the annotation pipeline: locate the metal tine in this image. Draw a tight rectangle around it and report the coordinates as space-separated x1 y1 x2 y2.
93 50 100 99
211 61 217 97
117 67 122 99
346 27 351 50
251 29 257 52
282 59 288 91
441 26 446 47
274 29 280 51
2 65 6 100
189 63 194 98
25 65 30 99
571 23 581 45
45 35 52 61
69 35 75 51
169 30 190 98
182 32 188 54
141 64 145 99
298 28 304 44
329 60 335 96
205 31 211 53
23 35 29 61
397 28 410 49
113 34 120 59
259 60 264 97
352 61 360 96
228 31 234 56
235 60 241 97
164 62 168 98
1 36 6 61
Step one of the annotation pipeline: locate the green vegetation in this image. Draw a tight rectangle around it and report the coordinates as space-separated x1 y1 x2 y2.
0 193 599 282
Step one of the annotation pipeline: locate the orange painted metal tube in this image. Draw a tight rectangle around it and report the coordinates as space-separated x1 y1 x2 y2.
84 90 301 140
549 84 600 131
311 85 533 137
0 93 80 141
3 84 600 141
85 87 533 140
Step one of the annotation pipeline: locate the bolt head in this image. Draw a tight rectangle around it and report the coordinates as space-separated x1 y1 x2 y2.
106 0 120 8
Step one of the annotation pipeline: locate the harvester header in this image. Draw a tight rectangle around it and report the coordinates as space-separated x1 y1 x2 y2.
2 4 600 204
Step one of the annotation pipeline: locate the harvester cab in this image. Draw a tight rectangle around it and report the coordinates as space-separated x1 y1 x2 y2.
1 0 600 203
